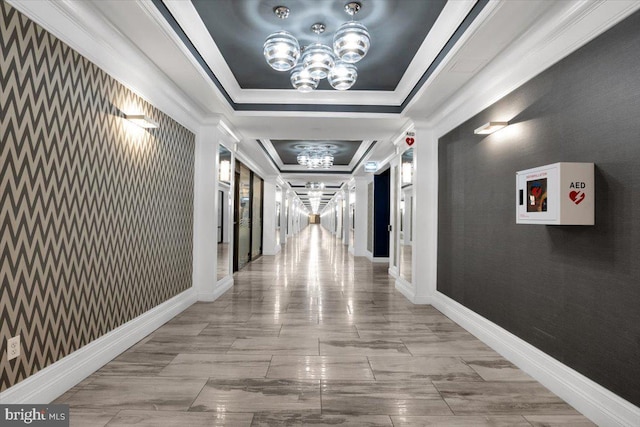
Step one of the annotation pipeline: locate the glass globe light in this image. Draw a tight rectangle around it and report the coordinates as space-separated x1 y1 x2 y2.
264 31 300 71
322 153 334 168
301 43 335 79
297 151 310 165
333 22 370 63
328 61 357 90
290 64 319 92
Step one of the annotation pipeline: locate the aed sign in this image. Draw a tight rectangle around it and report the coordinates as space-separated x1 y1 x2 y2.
516 162 594 225
405 131 415 146
569 182 587 205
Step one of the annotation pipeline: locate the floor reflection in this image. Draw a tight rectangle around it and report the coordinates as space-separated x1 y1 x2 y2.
56 225 590 426
217 243 229 280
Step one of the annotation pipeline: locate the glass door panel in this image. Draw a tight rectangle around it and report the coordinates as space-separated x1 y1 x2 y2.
251 174 263 259
237 163 251 270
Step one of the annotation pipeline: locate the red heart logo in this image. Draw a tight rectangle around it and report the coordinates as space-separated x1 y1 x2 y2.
406 137 415 146
569 190 585 205
531 187 542 198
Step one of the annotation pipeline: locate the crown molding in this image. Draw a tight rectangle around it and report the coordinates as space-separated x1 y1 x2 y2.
7 0 208 132
160 0 477 108
416 0 640 137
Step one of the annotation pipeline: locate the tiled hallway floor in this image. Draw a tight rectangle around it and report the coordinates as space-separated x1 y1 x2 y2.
56 226 594 426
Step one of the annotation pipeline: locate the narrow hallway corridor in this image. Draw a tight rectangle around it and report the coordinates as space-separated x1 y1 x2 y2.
55 226 592 426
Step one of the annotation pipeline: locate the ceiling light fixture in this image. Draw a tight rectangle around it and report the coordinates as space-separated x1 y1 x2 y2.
302 24 335 80
290 63 318 92
263 6 300 72
334 2 371 64
328 60 358 90
263 2 370 92
296 145 335 169
305 182 325 190
474 121 509 135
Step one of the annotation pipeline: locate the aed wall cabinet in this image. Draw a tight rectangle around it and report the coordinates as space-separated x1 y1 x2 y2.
516 162 594 225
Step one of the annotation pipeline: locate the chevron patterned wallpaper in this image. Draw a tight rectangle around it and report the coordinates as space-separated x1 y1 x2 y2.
0 1 195 392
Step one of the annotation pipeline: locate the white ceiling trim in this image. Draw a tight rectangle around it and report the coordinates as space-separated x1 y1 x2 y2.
8 0 207 132
158 0 479 108
347 140 375 170
162 0 240 99
258 139 286 170
234 140 277 180
280 165 353 173
400 0 503 114
231 109 404 119
423 0 640 138
258 139 375 172
393 0 476 98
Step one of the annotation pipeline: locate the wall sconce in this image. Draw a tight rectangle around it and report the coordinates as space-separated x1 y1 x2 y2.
125 114 158 129
474 121 508 135
219 159 231 182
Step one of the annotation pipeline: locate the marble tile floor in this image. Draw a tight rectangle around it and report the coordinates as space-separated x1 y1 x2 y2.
55 226 595 426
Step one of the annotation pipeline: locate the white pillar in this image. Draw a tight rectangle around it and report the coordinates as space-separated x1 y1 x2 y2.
412 123 438 303
262 178 280 255
286 192 294 238
221 185 231 243
192 125 220 301
336 196 343 240
351 176 369 256
332 203 337 234
403 188 413 245
342 190 350 245
388 155 400 278
279 188 284 242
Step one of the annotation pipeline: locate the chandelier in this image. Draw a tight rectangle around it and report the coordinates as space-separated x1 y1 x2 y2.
305 182 325 190
263 2 371 92
296 145 335 169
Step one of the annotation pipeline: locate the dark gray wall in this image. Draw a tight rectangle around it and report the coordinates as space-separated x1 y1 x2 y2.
438 10 640 406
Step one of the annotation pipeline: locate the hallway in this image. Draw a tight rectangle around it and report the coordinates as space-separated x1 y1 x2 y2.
54 226 591 426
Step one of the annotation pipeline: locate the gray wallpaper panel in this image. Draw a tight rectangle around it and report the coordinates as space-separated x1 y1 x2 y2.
438 10 640 405
1 1 195 392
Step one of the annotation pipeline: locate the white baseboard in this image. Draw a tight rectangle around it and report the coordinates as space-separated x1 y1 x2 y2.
198 276 233 302
431 291 640 427
395 278 415 302
388 266 399 278
0 288 197 404
364 251 389 263
412 294 433 305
